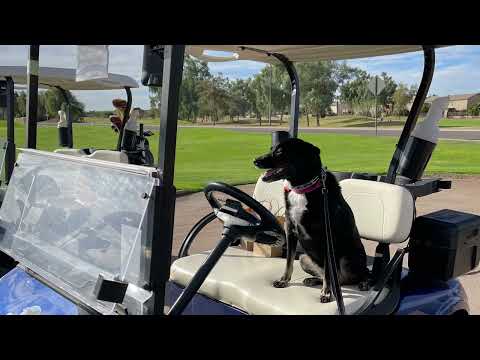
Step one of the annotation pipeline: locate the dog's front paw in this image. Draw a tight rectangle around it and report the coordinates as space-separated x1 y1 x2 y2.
320 289 333 303
273 279 289 288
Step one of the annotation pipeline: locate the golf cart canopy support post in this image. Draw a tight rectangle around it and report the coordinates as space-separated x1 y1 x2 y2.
385 46 435 184
5 77 15 183
26 45 39 149
149 45 185 314
271 54 300 138
239 47 300 138
56 86 73 148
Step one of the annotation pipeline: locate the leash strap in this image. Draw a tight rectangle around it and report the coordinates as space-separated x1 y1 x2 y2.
321 169 346 315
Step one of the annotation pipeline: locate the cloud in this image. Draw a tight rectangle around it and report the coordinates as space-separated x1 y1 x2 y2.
208 60 266 79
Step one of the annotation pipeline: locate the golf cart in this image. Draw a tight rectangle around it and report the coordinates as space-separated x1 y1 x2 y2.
0 45 477 315
0 66 155 168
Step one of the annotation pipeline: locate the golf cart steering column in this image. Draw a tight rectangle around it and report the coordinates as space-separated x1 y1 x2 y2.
168 225 244 315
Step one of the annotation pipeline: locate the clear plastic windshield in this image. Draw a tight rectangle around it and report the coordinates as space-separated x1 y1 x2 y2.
0 150 156 314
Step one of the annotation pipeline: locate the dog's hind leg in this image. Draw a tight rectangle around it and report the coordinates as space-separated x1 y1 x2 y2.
338 256 370 291
299 254 324 287
300 255 332 302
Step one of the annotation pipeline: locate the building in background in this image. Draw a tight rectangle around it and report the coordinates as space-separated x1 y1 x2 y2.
330 101 352 115
408 93 480 117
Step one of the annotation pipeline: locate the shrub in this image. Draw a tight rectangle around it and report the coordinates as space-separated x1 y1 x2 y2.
467 103 480 116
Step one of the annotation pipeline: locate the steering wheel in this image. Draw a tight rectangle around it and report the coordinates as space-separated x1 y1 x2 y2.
178 182 285 258
204 182 283 235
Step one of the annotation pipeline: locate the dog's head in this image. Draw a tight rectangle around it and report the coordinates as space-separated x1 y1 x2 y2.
254 138 322 185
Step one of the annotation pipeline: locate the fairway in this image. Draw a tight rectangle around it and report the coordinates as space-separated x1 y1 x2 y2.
1 122 480 191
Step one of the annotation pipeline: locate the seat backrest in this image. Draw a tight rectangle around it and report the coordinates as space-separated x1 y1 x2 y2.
84 150 129 164
340 179 414 244
253 175 286 217
54 148 85 157
253 176 414 244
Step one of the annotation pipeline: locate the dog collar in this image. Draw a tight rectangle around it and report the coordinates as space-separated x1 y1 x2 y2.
284 176 323 194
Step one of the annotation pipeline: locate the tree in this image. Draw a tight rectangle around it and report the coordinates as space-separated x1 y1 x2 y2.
226 79 250 121
467 103 480 116
245 78 262 124
392 83 414 116
298 61 338 125
149 56 211 123
339 68 373 116
179 56 211 122
43 88 85 121
197 74 230 125
377 72 397 114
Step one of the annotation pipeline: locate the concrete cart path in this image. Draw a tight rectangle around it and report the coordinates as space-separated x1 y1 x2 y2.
173 177 480 315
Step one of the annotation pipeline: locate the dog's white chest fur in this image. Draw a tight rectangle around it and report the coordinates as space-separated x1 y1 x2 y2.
286 183 311 240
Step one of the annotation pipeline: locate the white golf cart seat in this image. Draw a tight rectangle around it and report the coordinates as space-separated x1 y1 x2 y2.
170 176 415 315
252 177 286 217
54 149 129 164
54 148 85 156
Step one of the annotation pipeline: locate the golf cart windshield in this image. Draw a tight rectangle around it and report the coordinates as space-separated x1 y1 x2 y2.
0 149 156 313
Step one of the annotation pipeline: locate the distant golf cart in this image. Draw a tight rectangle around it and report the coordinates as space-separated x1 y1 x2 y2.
0 45 478 315
0 66 154 169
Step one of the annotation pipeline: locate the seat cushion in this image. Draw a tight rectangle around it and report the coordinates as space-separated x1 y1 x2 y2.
340 179 414 243
170 247 370 315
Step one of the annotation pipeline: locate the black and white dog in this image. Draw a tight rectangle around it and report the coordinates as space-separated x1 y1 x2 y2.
254 138 369 303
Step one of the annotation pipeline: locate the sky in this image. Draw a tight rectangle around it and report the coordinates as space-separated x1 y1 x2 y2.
1 45 479 111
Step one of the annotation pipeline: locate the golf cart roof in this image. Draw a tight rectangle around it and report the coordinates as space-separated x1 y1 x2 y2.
186 45 447 63
0 66 138 90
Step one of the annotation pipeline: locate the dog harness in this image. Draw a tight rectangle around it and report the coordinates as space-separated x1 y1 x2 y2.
283 175 323 194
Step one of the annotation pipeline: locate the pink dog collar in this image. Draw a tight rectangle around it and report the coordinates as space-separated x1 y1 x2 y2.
284 176 323 194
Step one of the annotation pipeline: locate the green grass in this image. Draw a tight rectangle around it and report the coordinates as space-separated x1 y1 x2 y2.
438 119 480 128
1 122 479 191
77 115 480 129
79 117 192 126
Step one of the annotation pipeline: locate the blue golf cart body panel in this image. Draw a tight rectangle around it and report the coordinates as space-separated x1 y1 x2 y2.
0 267 79 315
165 270 469 316
0 262 468 315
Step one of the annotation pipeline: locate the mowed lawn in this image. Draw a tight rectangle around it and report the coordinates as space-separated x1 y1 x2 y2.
1 122 480 191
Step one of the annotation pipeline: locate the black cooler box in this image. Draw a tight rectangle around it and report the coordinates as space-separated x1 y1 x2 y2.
409 209 480 281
